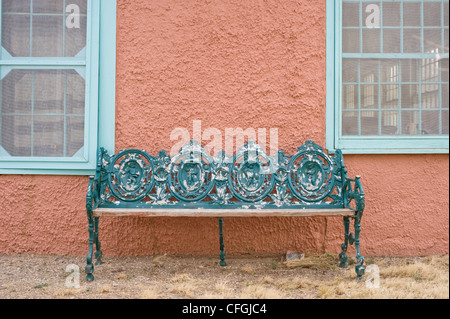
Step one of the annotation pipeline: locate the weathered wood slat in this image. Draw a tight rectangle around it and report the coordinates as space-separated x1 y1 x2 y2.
92 208 355 217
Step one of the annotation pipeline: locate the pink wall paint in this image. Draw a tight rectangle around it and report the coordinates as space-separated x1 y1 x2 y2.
0 0 448 257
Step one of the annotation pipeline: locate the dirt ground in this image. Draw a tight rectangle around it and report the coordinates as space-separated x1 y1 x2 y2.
0 253 448 299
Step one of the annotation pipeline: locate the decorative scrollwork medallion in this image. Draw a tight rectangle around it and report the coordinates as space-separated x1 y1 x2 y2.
210 151 232 204
107 149 155 201
229 141 275 202
288 140 335 202
168 141 214 201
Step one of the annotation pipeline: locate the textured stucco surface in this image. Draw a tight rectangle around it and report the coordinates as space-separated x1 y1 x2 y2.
0 0 448 257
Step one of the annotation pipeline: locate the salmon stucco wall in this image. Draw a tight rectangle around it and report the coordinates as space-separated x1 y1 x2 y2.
0 0 448 257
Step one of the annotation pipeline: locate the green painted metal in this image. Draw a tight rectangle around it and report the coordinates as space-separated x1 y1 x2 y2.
219 218 226 267
85 140 366 281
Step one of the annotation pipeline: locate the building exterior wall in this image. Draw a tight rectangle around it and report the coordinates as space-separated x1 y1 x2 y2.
0 0 448 257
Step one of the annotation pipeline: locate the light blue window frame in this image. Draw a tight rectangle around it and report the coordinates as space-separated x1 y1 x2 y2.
326 0 449 154
0 0 115 174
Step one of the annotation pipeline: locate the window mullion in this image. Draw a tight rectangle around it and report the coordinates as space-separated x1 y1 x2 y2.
31 70 35 156
30 0 33 57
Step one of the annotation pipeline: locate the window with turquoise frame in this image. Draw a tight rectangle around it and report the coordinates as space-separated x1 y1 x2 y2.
0 0 115 174
326 0 449 153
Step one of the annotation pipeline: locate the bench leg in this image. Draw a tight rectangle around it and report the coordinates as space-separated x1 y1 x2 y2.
218 217 226 266
85 212 95 281
354 217 365 280
339 216 365 280
94 217 103 265
339 216 351 268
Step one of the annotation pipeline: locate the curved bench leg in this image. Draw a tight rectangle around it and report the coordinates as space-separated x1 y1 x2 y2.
85 212 95 281
219 218 226 266
94 217 103 265
354 217 365 280
339 216 350 268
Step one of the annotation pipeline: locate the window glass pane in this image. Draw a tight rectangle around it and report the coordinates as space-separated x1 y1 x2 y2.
402 110 420 135
0 69 85 157
1 0 31 13
423 29 443 54
380 59 399 82
421 84 439 109
342 29 360 53
381 84 399 109
1 15 31 57
1 115 32 156
401 85 419 109
383 29 401 53
361 111 379 135
381 111 398 135
33 115 64 157
65 15 87 57
342 111 358 135
2 0 87 58
423 2 441 27
362 29 380 53
404 29 421 53
442 84 449 108
421 110 440 134
403 3 421 27
343 85 358 109
32 15 64 57
66 70 85 114
33 0 64 13
444 29 449 53
360 59 378 82
343 2 359 27
66 116 84 156
383 2 400 27
442 110 449 134
342 59 359 83
1 70 32 113
401 60 420 82
445 2 449 26
361 84 378 108
421 57 440 82
34 70 65 114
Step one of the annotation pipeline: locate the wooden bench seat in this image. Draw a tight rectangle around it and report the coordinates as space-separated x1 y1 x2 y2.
93 208 355 217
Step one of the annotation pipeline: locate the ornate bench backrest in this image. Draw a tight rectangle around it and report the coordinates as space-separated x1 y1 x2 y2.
93 140 348 209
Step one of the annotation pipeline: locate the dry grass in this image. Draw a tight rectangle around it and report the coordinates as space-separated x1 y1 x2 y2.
0 254 448 299
239 284 285 299
139 287 159 299
283 253 339 270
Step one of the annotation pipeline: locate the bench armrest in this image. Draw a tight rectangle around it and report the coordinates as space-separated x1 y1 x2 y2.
86 148 108 212
343 175 365 219
86 176 99 212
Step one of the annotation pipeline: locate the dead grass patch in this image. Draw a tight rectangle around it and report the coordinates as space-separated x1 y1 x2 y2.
239 284 285 299
0 254 447 299
283 253 339 270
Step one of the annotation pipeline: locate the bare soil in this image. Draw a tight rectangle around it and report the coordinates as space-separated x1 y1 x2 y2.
0 253 448 299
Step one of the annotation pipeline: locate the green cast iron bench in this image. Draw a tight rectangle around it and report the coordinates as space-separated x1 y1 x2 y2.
85 140 365 281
